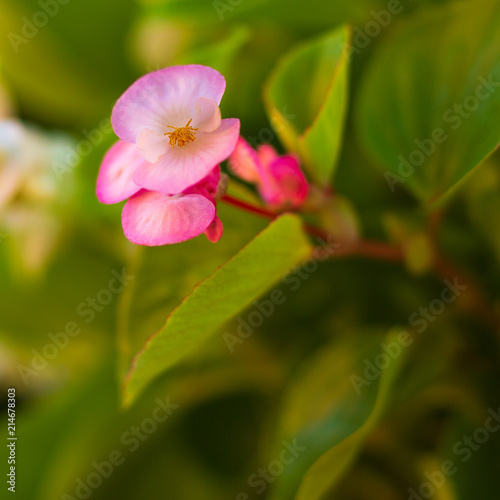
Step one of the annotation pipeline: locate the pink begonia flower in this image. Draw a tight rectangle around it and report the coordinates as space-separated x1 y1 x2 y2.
110 64 240 194
229 137 308 210
97 139 223 246
96 140 143 205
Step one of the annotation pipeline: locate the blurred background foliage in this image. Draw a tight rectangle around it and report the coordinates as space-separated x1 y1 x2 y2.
1 0 500 499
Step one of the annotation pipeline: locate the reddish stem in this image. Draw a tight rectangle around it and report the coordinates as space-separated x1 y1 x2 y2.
434 253 498 331
426 210 499 330
222 194 404 262
222 194 278 220
224 194 500 333
222 193 500 329
347 240 405 262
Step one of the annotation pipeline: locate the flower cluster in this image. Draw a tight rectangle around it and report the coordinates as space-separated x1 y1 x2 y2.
97 65 239 246
229 137 308 210
97 64 310 246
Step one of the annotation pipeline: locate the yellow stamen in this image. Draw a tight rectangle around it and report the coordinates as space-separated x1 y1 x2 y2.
164 118 198 148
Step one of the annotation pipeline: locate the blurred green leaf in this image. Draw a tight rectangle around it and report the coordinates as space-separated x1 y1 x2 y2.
179 25 249 76
269 329 412 500
357 0 500 206
16 358 118 500
437 409 500 500
122 214 311 406
0 0 136 127
144 0 385 31
15 354 238 500
464 157 500 263
264 24 350 185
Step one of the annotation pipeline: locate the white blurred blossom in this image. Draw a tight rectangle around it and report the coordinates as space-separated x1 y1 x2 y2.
0 83 13 119
0 119 74 277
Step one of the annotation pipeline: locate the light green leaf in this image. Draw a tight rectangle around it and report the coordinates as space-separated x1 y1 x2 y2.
357 0 500 206
269 329 412 500
122 214 311 407
264 24 350 185
116 204 268 378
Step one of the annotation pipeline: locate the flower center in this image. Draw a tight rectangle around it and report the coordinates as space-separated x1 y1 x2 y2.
164 118 198 149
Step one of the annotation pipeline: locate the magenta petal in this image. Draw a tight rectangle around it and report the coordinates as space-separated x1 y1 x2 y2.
184 165 221 199
111 65 226 143
122 190 216 246
205 216 223 243
133 118 240 194
96 140 143 204
228 137 262 183
260 155 308 207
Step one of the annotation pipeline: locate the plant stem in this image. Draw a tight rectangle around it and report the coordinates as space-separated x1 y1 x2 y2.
222 193 499 330
425 210 499 331
222 194 278 220
434 250 499 331
222 194 404 262
345 240 405 261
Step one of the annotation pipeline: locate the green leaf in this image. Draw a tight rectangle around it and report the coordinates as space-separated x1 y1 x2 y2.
357 0 500 206
116 204 268 378
269 329 412 500
122 214 312 407
264 24 350 185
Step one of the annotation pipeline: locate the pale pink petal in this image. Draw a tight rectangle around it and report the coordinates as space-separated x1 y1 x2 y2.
112 65 226 143
122 190 216 246
137 128 169 163
192 97 221 132
137 100 220 163
257 144 279 167
133 118 240 194
228 137 262 183
96 140 143 204
205 216 223 243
